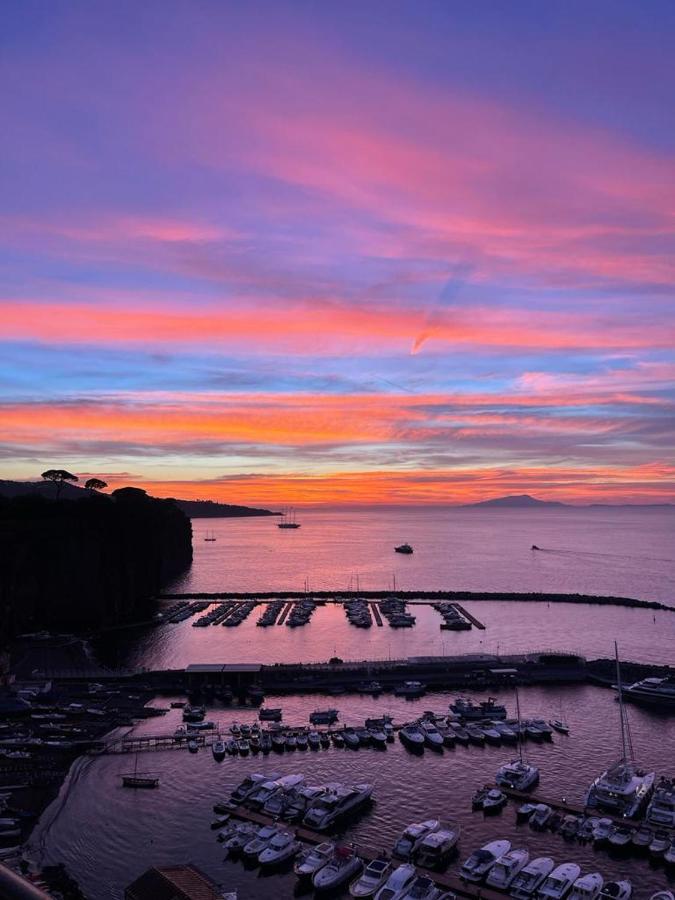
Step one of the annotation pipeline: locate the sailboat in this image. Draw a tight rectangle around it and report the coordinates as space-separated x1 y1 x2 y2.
585 642 655 818
121 753 159 789
277 507 301 529
496 686 540 791
204 530 217 542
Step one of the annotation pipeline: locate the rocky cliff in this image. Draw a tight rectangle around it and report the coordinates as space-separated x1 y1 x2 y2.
0 487 192 635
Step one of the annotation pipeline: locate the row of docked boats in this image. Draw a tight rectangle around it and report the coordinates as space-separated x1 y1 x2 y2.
257 599 285 626
345 598 374 628
286 598 318 627
379 597 416 628
215 772 373 831
433 601 471 630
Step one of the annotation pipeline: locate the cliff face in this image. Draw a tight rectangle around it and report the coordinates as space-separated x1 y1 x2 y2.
0 488 192 635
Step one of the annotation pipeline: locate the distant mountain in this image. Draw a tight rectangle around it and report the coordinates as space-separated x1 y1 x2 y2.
465 494 566 509
0 480 277 518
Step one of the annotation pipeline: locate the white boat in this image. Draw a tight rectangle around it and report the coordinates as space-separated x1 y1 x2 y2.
510 856 555 899
399 876 440 900
242 824 280 859
344 729 361 749
258 830 300 866
399 725 425 749
649 830 671 858
303 783 373 830
607 825 633 849
482 788 508 814
211 740 226 760
222 822 257 854
620 674 675 710
395 681 426 697
414 825 460 868
393 819 440 860
349 858 393 897
496 759 540 791
592 817 613 843
313 847 363 891
530 803 553 830
650 894 675 900
665 842 675 866
538 863 582 900
419 721 444 749
460 839 511 882
247 779 284 810
374 863 417 900
486 848 529 889
570 873 604 900
294 841 334 877
646 779 675 827
599 882 632 900
230 772 278 803
280 784 325 821
586 645 655 819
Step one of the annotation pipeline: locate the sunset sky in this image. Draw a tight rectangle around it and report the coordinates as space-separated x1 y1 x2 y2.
2 1 674 505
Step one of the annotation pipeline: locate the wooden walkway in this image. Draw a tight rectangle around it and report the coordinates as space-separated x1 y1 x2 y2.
451 603 485 630
224 803 503 900
276 602 293 625
500 786 648 829
369 602 384 626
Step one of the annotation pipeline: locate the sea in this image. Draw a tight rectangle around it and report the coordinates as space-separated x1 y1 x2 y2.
29 506 675 899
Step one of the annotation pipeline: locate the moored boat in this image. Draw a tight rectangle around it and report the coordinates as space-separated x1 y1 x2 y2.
510 856 555 900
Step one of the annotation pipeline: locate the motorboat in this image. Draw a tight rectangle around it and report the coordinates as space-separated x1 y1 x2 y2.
369 727 388 747
510 856 555 899
344 729 361 749
280 784 325 822
530 804 553 830
285 734 297 750
308 730 321 749
399 725 426 750
271 733 286 751
450 696 507 721
646 779 675 827
222 822 258 855
495 721 518 743
313 847 363 891
294 841 334 878
607 825 633 849
258 830 300 866
231 772 278 804
247 778 283 810
303 783 373 830
242 823 280 859
578 817 599 841
631 824 653 850
187 739 199 753
486 847 529 889
449 724 470 745
560 815 581 840
600 883 633 900
399 876 440 900
496 759 540 791
460 839 511 882
414 825 460 868
393 819 440 859
549 719 569 735
296 731 308 750
592 817 613 844
538 863 582 900
465 725 485 746
481 724 502 744
374 864 417 900
517 803 537 822
332 731 345 747
472 785 491 810
665 842 675 866
211 740 226 760
569 873 604 900
394 543 414 554
237 739 249 754
349 858 393 898
649 829 671 858
420 721 444 750
620 674 675 710
395 681 426 697
482 789 508 814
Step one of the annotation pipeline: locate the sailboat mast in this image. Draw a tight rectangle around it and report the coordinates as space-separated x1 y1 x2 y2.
615 641 628 762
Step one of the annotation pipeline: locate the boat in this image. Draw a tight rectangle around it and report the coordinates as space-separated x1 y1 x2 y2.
121 753 159 789
592 818 613 844
294 841 335 878
369 727 387 747
516 803 537 822
650 895 675 900
258 830 300 866
420 721 444 750
278 508 301 529
350 858 393 898
308 730 321 749
549 719 569 735
242 823 280 859
187 739 199 753
399 877 440 900
310 708 339 725
303 783 373 830
344 728 361 749
619 674 675 710
569 873 604 900
392 819 440 859
313 846 363 891
222 822 258 855
285 734 297 750
394 544 413 554
259 707 283 722
204 530 216 541
414 825 460 868
496 759 539 791
296 731 308 750
481 724 502 744
395 681 426 698
600 884 632 900
486 847 529 889
538 863 582 900
586 644 655 819
482 788 508 814
510 856 555 899
460 839 511 882
649 829 671 858
399 724 425 749
631 824 653 850
607 825 633 849
332 731 345 747
530 804 553 830
374 864 416 900
231 772 278 804
471 785 492 810
465 725 485 746
212 740 226 761
560 815 581 840
450 696 507 721
646 778 675 827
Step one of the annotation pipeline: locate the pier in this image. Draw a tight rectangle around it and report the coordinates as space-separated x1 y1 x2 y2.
369 602 383 626
276 602 293 625
451 603 485 630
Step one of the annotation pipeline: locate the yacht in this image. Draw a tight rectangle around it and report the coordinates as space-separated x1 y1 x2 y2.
313 847 363 891
450 696 507 720
242 823 280 859
399 724 426 749
620 674 675 710
303 783 373 830
420 721 444 750
230 772 278 804
486 847 529 889
222 823 257 855
310 708 339 725
294 841 334 878
399 877 440 900
510 856 555 899
279 784 324 822
600 884 632 900
538 863 582 900
646 779 675 827
460 839 511 882
374 864 416 900
349 858 393 898
258 831 300 866
586 645 655 819
414 825 460 868
394 543 413 554
496 759 540 791
277 508 301 529
570 873 604 900
393 819 440 859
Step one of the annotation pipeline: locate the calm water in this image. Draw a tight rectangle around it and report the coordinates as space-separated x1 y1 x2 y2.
31 685 675 899
98 507 675 668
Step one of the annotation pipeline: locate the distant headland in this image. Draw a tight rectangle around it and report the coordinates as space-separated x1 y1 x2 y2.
462 493 673 509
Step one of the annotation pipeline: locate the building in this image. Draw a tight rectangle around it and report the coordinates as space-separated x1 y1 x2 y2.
125 864 234 900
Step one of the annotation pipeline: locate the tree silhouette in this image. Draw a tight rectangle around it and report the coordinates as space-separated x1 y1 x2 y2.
85 477 108 495
41 469 79 500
